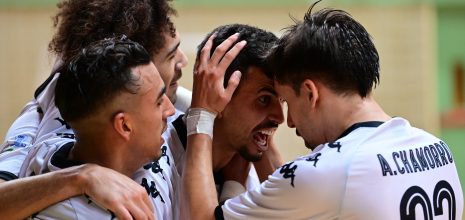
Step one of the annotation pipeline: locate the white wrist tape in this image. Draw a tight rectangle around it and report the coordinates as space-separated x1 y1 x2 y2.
186 108 217 139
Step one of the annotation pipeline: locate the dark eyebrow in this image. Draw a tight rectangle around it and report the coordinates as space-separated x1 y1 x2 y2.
258 87 278 96
157 86 167 100
165 41 180 59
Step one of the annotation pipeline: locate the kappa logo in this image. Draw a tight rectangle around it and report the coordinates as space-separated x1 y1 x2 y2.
306 152 322 167
328 141 342 152
141 178 165 203
279 162 298 187
161 145 170 166
143 161 165 180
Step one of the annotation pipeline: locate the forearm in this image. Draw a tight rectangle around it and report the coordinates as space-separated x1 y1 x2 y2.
0 166 84 219
182 134 218 220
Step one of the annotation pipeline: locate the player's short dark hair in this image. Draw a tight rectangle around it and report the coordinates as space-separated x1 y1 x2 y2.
55 36 151 123
49 0 176 63
267 3 380 97
197 24 278 87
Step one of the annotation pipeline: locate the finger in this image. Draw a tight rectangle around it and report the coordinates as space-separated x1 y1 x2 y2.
140 192 155 218
199 33 217 71
142 191 153 213
218 40 247 72
225 70 242 100
210 33 240 66
111 205 133 220
127 202 149 220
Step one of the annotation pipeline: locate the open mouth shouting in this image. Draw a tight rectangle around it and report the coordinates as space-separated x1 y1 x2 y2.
252 129 275 152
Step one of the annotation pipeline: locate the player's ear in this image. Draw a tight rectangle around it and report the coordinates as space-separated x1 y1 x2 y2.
113 112 131 141
301 79 319 109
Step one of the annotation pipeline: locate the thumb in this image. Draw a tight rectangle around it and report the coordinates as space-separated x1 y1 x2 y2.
225 70 241 98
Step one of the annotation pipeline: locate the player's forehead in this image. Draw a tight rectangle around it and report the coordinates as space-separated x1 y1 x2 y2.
274 81 297 101
154 31 180 60
238 66 275 94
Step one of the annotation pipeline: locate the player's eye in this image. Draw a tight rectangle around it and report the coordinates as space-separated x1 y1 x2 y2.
258 95 271 105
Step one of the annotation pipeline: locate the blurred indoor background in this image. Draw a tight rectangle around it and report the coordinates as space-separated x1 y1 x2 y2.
1 0 464 190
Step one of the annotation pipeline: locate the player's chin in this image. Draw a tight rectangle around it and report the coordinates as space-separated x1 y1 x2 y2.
246 149 263 162
152 148 163 161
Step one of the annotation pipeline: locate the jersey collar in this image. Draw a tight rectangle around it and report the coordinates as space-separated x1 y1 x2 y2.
50 142 83 169
337 121 384 139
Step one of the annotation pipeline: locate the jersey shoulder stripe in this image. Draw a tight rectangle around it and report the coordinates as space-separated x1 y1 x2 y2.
0 171 18 181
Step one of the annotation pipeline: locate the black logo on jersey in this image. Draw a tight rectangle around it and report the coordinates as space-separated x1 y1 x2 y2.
306 153 322 167
55 117 71 129
109 210 116 220
399 180 456 220
161 145 170 166
85 195 93 204
56 133 75 139
279 162 297 187
328 142 342 152
141 178 165 203
143 161 165 180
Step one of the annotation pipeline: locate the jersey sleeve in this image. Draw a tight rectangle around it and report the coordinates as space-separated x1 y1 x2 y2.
0 147 29 180
219 158 345 220
0 100 41 154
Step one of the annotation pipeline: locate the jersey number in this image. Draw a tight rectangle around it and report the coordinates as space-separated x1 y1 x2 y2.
399 180 456 220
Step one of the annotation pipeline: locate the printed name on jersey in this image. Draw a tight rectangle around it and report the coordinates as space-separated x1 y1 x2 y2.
377 141 454 177
141 177 165 203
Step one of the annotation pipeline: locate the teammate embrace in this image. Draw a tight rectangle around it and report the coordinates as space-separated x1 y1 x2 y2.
0 1 463 220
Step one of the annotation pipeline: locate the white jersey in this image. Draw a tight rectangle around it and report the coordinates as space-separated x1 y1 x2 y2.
0 73 69 179
0 72 184 219
21 138 172 220
0 71 261 218
219 118 464 220
0 72 190 179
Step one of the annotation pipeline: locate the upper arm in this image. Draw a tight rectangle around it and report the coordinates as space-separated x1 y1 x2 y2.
219 159 346 220
1 100 41 154
0 147 29 179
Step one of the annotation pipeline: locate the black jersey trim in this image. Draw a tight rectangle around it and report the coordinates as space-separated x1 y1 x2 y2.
34 72 58 99
172 114 187 150
338 121 384 139
0 171 18 181
50 142 83 169
214 205 225 220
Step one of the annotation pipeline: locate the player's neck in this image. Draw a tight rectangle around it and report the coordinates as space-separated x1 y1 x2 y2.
211 136 236 171
326 94 391 141
70 136 135 177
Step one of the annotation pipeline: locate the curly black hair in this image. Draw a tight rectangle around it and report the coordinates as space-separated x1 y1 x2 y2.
49 0 176 63
197 24 278 87
55 36 151 123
